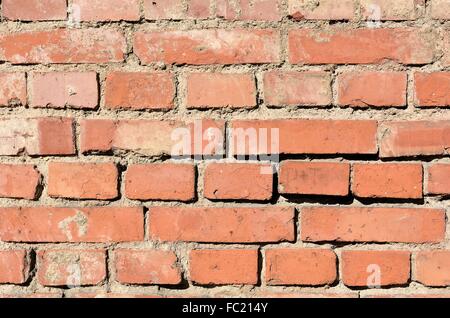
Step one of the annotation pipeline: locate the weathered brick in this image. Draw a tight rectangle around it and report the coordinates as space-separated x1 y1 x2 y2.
289 28 435 65
0 73 27 107
105 72 174 110
379 121 450 158
0 118 75 156
37 249 106 287
0 250 28 284
30 72 98 109
263 71 332 107
301 207 445 243
133 29 280 65
48 162 118 200
204 163 273 201
0 207 144 243
149 207 295 243
360 0 422 21
288 0 355 20
190 249 259 285
279 161 350 196
427 164 450 195
342 250 411 287
337 72 407 107
414 72 450 107
114 249 182 285
216 0 281 21
73 0 140 21
186 73 256 108
352 163 423 199
0 164 40 200
231 120 378 155
2 0 67 21
80 119 224 157
0 29 126 64
125 163 195 201
431 0 450 19
265 249 337 286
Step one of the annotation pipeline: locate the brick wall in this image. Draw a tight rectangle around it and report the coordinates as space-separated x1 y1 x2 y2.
0 0 449 298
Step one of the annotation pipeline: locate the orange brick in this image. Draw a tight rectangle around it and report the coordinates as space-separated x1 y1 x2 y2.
133 29 280 65
105 72 175 110
2 0 66 21
0 164 40 200
414 72 450 107
427 164 450 195
190 249 259 285
337 72 407 107
48 162 118 200
0 207 144 243
125 163 195 201
149 207 295 243
0 250 28 284
114 249 182 285
301 207 445 243
265 249 337 286
204 163 273 201
279 161 350 196
186 73 256 108
352 163 423 199
416 251 450 286
342 250 411 287
289 28 434 65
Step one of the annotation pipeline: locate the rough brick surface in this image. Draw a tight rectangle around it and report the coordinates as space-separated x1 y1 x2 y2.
0 1 448 298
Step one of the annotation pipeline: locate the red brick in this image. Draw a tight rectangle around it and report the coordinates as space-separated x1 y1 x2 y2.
204 163 273 201
0 118 75 156
188 0 211 18
144 0 185 19
0 207 144 243
48 162 118 200
186 73 256 108
133 29 280 65
105 72 174 110
216 0 281 21
342 250 411 287
263 71 332 107
431 0 450 19
352 163 423 199
0 164 40 200
37 249 106 286
279 161 350 196
414 72 450 107
231 120 378 155
427 164 450 195
2 0 67 21
30 72 98 109
289 28 435 65
360 0 422 21
73 0 140 21
288 0 355 20
0 29 126 64
114 249 182 285
190 249 258 285
301 207 445 243
125 163 195 201
416 250 450 286
337 72 407 107
379 121 450 158
445 32 450 66
80 119 224 157
265 249 337 286
149 207 295 243
0 73 27 107
0 250 28 284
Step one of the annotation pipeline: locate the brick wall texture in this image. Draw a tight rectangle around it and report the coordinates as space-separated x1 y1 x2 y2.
0 0 449 298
